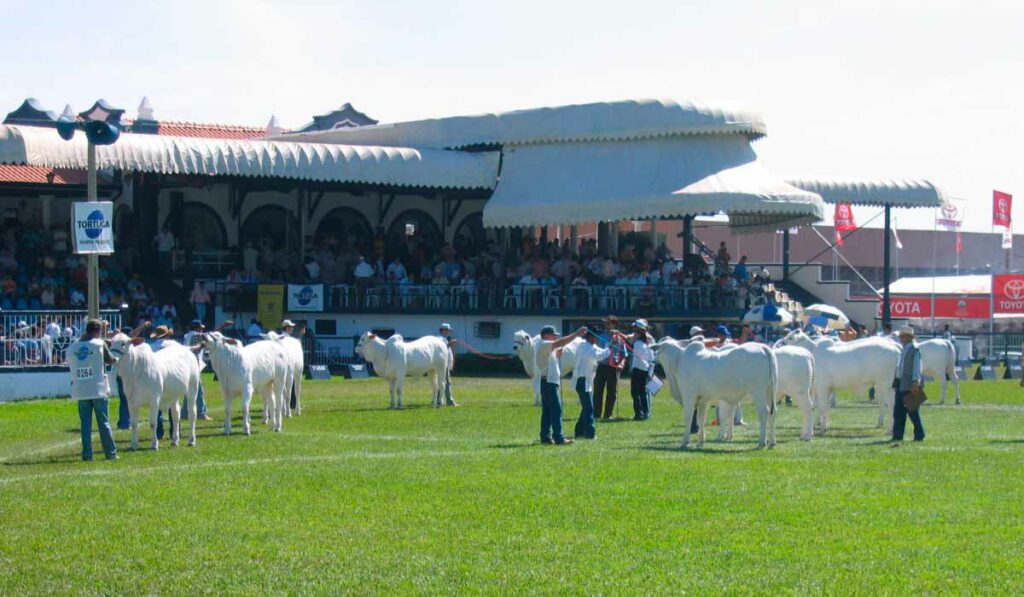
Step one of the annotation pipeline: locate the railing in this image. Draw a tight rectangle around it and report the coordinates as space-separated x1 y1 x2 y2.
1 310 123 368
214 280 759 316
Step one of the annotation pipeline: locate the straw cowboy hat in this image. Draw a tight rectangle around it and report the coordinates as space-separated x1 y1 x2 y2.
897 326 915 338
149 325 173 339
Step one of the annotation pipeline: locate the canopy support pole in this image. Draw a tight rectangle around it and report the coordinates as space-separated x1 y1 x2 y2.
681 216 693 258
782 229 791 281
883 205 892 327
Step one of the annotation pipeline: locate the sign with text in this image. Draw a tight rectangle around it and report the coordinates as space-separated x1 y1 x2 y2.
71 201 114 254
257 285 284 330
879 296 990 319
287 284 325 312
993 274 1024 314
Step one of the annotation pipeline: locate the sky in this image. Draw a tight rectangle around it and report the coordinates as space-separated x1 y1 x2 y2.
1 0 1021 233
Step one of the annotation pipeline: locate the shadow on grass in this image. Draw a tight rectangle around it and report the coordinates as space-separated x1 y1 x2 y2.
638 443 764 455
989 438 1024 444
488 442 541 450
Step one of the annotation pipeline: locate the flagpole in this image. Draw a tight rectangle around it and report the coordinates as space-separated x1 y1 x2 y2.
931 208 937 333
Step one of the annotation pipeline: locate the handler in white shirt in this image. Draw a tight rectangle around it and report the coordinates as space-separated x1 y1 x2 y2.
572 329 614 439
626 319 656 421
535 325 587 445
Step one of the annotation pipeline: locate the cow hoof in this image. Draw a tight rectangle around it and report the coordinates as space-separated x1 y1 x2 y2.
955 400 961 405
800 436 811 442
188 439 196 447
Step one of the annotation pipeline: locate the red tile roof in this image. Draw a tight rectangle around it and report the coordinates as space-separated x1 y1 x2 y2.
0 164 89 185
151 121 272 140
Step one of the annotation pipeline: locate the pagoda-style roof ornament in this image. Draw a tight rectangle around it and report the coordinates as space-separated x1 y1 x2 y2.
298 102 377 132
78 99 125 125
4 98 59 127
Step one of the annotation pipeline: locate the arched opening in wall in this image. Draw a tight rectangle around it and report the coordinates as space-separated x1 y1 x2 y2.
166 202 227 252
241 205 300 277
114 204 135 246
452 212 492 257
314 206 374 257
386 209 443 260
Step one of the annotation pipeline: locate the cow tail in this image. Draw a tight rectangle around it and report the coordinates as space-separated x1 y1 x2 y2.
946 339 957 381
767 348 778 415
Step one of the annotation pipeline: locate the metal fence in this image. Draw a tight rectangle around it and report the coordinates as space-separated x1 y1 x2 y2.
1 310 123 368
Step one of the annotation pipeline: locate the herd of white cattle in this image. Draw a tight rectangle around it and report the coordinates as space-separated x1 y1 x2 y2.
510 328 959 449
107 330 304 450
101 322 959 452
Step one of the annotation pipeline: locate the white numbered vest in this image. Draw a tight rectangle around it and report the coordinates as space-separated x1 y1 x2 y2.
68 339 110 401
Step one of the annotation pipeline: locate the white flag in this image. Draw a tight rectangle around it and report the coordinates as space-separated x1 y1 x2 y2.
1002 227 1013 250
936 198 966 230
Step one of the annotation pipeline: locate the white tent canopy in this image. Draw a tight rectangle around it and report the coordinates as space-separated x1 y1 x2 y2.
482 135 824 231
0 124 499 190
889 275 990 295
276 98 768 149
785 177 947 208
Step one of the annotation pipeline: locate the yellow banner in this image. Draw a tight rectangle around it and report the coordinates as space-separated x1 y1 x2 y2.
257 284 284 331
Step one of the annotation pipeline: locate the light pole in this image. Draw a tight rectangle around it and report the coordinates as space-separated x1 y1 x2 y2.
57 101 122 321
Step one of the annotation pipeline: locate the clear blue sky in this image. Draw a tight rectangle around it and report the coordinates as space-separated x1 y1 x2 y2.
1 0 1020 232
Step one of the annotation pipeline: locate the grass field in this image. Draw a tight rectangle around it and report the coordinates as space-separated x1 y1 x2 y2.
1 374 1023 595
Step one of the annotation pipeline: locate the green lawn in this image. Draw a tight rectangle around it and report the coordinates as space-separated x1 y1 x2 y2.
1 374 1023 595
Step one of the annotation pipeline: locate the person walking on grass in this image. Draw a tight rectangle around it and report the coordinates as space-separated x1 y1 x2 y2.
572 329 618 439
536 325 586 445
593 315 626 420
624 319 655 421
67 319 118 462
438 323 458 406
892 326 926 444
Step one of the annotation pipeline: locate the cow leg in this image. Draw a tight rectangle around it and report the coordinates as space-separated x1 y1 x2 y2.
680 394 697 449
223 392 234 435
242 385 254 436
881 387 894 435
294 370 303 415
263 385 280 432
798 390 813 441
938 376 947 405
282 369 293 418
187 378 198 447
695 401 709 449
533 375 543 407
170 402 182 447
395 377 405 409
876 383 888 429
127 400 140 451
388 380 397 409
149 400 160 451
951 368 961 405
432 371 442 408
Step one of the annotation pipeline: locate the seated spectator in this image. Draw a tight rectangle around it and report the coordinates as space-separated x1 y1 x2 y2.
386 256 407 283
353 256 374 280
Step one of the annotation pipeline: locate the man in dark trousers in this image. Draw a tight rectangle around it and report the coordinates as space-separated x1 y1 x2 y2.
593 316 626 420
535 325 586 445
892 326 925 444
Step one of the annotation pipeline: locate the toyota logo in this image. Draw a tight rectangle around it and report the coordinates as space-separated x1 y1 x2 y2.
838 205 849 218
942 204 958 219
999 198 1009 214
1004 279 1024 300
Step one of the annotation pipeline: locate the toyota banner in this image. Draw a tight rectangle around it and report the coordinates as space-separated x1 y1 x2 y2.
993 274 1024 314
287 284 325 312
71 201 115 254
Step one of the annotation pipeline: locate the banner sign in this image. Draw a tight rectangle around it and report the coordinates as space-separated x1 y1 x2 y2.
833 203 856 246
257 285 284 329
993 190 1012 228
1003 228 1014 250
879 296 991 319
937 199 965 229
287 284 325 312
71 201 114 254
993 274 1024 314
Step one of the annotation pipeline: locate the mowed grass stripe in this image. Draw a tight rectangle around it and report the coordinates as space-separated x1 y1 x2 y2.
1 375 1023 594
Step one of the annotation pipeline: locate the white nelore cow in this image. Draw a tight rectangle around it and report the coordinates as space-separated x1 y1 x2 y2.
777 330 900 433
512 330 583 406
355 332 452 409
203 332 287 435
652 338 778 449
771 346 815 441
262 331 305 416
109 333 201 450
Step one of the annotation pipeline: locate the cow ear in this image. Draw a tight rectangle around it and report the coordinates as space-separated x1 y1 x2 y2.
130 337 145 346
225 338 239 346
367 333 375 339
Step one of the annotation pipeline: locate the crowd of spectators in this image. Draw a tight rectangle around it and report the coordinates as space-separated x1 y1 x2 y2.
226 229 772 310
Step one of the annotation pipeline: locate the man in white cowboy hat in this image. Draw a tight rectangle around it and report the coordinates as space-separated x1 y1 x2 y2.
892 326 925 443
623 319 655 421
437 323 458 406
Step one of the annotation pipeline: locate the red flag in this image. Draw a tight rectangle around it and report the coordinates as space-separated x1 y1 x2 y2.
833 203 856 246
993 190 1012 228
955 230 963 253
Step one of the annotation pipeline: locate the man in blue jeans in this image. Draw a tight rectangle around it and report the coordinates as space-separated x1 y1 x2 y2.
68 319 118 461
535 325 586 445
572 329 615 439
